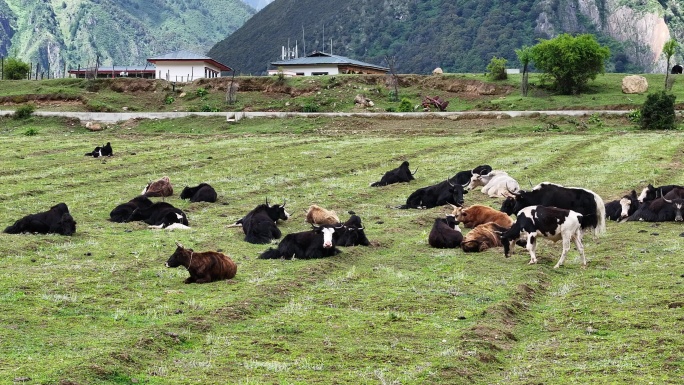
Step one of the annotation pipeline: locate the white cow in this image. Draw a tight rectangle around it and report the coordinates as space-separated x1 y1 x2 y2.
467 170 520 198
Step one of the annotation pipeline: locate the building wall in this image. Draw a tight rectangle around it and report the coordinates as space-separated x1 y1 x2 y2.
269 64 340 77
155 61 223 82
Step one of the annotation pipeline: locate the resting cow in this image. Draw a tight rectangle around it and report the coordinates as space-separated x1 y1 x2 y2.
636 184 683 203
85 142 113 158
400 178 468 209
605 190 639 221
451 204 513 228
450 164 493 185
234 199 290 244
370 160 417 187
305 204 340 226
460 222 509 252
467 170 520 198
500 206 586 268
627 188 684 222
127 202 189 228
259 225 341 259
428 214 463 248
142 176 174 197
4 203 77 236
180 183 217 203
334 213 370 247
109 195 154 222
165 241 237 284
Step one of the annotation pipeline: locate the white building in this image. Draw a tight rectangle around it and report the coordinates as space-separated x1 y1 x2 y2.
147 50 232 82
269 51 388 77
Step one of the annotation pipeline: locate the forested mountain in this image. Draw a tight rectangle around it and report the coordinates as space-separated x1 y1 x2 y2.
0 0 254 77
210 0 684 75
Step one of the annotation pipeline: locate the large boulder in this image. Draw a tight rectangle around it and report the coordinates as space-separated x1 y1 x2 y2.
622 75 648 94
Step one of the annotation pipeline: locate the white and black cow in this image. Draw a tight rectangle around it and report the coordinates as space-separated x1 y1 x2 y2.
500 205 586 268
605 190 639 221
4 203 77 236
85 142 113 158
334 213 371 247
636 184 683 203
451 164 493 185
428 214 463 248
127 202 189 228
370 161 417 187
671 64 683 74
109 195 154 222
180 183 217 203
627 188 684 222
234 199 290 244
399 178 468 209
500 182 606 236
259 225 341 259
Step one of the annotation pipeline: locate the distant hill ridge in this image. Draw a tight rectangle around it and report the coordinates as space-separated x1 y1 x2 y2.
209 0 684 75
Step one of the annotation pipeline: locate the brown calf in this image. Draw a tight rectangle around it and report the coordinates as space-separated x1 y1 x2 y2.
461 222 510 252
143 176 174 197
451 204 513 228
165 242 237 284
305 204 340 226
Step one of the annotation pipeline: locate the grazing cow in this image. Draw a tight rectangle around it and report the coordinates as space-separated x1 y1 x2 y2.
370 160 417 187
428 214 463 248
142 176 174 197
4 203 77 236
460 222 509 252
500 206 586 268
180 183 217 203
127 202 189 228
235 199 290 244
451 204 514 228
467 170 520 198
671 64 683 74
334 213 371 247
400 178 468 209
259 225 341 259
627 188 684 222
85 142 113 158
305 204 340 226
109 195 154 222
636 184 683 203
451 164 493 185
165 242 237 284
605 190 639 221
500 182 606 236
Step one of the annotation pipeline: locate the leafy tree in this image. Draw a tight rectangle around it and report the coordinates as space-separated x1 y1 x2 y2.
515 45 533 96
662 38 679 90
3 57 30 80
486 57 507 81
640 91 676 130
530 33 610 95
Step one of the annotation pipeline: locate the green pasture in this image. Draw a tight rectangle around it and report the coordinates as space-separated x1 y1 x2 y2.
0 115 682 384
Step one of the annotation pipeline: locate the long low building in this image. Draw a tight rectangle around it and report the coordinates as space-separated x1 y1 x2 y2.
269 51 388 76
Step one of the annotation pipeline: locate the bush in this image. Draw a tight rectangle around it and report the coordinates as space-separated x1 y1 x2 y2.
398 98 413 112
640 91 676 130
486 57 507 81
24 127 39 136
165 96 175 104
3 57 30 80
196 88 208 97
13 104 36 119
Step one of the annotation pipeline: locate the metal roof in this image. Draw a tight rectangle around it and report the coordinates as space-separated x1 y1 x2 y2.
147 50 232 71
271 51 388 71
68 65 155 73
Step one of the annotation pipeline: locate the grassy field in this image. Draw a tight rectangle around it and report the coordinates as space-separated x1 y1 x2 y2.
0 113 683 385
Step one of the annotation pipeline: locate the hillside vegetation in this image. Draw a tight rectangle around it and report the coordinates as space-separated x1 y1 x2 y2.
0 114 682 384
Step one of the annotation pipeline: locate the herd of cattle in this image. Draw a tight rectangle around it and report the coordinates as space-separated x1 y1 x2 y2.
4 147 684 283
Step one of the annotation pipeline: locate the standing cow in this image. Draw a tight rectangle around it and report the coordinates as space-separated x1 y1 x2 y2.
370 160 417 187
165 242 237 284
500 206 586 268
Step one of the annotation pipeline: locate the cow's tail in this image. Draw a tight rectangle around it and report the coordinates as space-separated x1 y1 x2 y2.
259 248 281 259
592 190 606 237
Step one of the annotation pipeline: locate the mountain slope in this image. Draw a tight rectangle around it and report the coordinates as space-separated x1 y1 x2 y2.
1 0 254 77
210 0 684 75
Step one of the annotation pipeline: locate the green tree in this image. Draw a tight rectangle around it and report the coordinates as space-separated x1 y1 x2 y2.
662 38 679 90
530 33 610 95
515 45 533 96
486 57 507 81
640 91 676 130
3 57 30 80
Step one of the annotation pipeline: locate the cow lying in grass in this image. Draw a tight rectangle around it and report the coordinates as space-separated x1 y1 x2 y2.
4 203 77 236
305 204 340 226
466 170 520 198
109 195 154 222
165 242 237 284
334 213 370 247
259 225 341 259
85 142 113 158
460 222 508 252
234 199 290 244
180 183 217 203
128 202 189 229
142 176 174 197
370 160 417 187
605 190 639 221
451 204 513 228
627 187 684 222
428 214 463 248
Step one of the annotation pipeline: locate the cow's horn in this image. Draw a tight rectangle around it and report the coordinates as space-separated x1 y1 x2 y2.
663 196 673 203
265 197 270 206
411 167 418 176
506 185 521 196
447 177 455 187
282 199 287 207
528 177 533 189
175 241 184 248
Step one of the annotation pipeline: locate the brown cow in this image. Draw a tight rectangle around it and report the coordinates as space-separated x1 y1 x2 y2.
460 222 510 252
305 204 340 226
451 204 514 228
143 176 174 197
165 242 237 284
